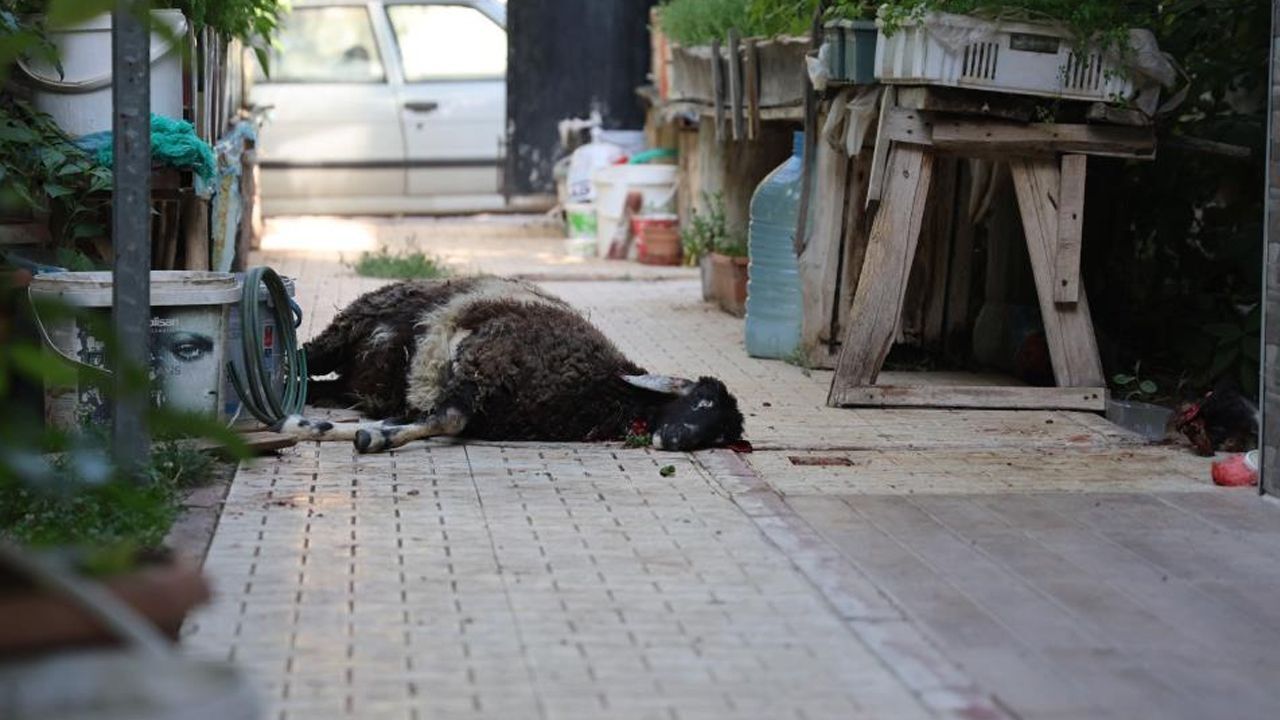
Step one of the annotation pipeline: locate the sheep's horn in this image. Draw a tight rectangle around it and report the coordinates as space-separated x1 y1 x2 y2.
621 374 694 396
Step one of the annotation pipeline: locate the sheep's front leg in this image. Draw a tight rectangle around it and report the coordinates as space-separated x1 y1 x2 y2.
355 407 468 454
275 415 398 442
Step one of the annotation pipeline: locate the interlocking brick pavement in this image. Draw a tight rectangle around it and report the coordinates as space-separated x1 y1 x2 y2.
186 226 1226 719
185 443 936 719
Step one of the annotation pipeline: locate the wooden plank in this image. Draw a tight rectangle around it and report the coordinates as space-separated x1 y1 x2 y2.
181 192 210 271
1010 158 1104 387
710 39 725 142
922 157 958 349
902 155 958 344
1054 154 1087 303
688 102 804 122
829 384 1106 411
864 86 896 209
896 86 1036 122
834 151 873 351
727 29 744 142
676 128 700 227
828 144 934 400
881 106 934 147
798 130 851 364
185 431 298 456
242 149 262 254
743 38 761 140
931 121 1156 159
943 160 976 361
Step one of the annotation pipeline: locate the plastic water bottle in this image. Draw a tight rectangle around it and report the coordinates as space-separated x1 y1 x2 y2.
745 131 806 359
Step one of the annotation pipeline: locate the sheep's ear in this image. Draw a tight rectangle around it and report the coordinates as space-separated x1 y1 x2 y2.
621 374 694 396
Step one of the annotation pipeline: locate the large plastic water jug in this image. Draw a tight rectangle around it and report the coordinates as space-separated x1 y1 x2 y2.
745 131 806 358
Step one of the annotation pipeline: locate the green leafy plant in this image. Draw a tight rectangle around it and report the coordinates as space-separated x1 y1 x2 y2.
1112 362 1159 402
1199 305 1261 398
660 0 820 46
824 1 879 21
681 192 745 264
350 247 451 280
714 235 749 258
0 100 112 251
161 0 288 70
877 1 1149 50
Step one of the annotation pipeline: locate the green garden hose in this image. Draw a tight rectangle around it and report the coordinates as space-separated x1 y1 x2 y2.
227 267 307 426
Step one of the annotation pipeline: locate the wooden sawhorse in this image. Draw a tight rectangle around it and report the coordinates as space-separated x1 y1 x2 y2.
826 91 1156 411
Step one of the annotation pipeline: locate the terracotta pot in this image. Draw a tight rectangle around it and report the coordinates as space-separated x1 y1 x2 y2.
0 558 211 655
710 252 749 317
632 215 681 265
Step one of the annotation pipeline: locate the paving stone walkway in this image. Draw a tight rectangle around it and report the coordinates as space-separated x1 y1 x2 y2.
184 222 1280 719
188 444 938 720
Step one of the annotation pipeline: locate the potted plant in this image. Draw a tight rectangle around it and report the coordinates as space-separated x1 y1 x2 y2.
710 235 750 317
0 542 260 719
661 0 815 109
823 1 879 85
682 193 731 302
1105 363 1172 441
0 546 211 654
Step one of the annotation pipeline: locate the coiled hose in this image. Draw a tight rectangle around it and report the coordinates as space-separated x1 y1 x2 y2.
227 267 308 426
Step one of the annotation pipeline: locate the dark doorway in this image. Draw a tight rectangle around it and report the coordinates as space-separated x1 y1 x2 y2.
506 0 658 196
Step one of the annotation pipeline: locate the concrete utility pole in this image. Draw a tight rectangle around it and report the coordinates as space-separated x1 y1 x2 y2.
1263 1 1280 495
111 0 151 474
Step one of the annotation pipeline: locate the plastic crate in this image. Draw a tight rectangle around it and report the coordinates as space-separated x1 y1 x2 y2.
824 20 878 85
874 12 1135 102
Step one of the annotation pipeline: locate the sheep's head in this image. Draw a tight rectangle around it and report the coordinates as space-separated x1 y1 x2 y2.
622 375 744 451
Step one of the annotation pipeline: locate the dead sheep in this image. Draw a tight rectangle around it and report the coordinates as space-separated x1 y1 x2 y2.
277 277 744 453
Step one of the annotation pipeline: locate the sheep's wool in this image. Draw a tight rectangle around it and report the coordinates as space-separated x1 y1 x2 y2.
405 277 562 413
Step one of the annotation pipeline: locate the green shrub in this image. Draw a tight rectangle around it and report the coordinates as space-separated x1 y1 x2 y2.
351 247 450 280
824 1 880 21
660 0 820 46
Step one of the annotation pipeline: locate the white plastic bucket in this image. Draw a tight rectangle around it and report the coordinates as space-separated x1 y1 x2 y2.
564 202 598 258
224 275 298 421
17 10 188 137
29 271 241 429
591 164 678 257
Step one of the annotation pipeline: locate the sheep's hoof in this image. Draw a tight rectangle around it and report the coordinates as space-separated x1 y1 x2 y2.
355 429 388 454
